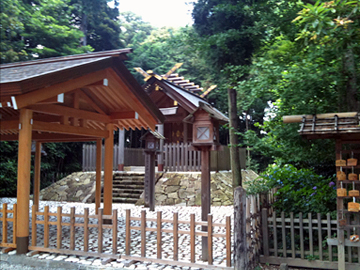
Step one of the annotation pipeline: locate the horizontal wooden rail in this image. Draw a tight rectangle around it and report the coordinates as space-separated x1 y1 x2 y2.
31 205 118 260
125 209 232 268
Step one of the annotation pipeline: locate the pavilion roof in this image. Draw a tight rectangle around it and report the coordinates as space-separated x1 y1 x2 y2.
283 112 360 141
0 49 164 142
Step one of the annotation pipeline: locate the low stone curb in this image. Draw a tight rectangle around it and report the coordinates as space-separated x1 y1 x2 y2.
0 253 125 270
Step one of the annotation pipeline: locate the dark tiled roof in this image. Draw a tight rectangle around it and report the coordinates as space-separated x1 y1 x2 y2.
1 57 110 84
0 48 132 84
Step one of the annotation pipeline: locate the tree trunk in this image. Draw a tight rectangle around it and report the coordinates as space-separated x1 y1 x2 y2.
234 186 248 269
343 48 359 111
228 88 242 187
80 13 87 46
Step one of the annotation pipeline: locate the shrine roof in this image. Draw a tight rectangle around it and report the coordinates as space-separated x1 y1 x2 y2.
283 112 360 141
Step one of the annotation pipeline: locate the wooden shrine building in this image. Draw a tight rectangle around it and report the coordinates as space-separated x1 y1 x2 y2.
284 112 360 270
0 49 164 254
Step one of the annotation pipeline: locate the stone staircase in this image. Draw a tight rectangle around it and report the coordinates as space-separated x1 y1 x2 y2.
110 172 145 204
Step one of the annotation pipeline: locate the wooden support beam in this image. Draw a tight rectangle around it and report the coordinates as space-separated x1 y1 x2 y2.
283 112 358 123
14 69 107 109
0 120 19 130
118 128 125 171
0 133 99 142
103 123 114 216
27 104 110 123
16 109 33 254
201 146 211 261
32 121 108 138
95 139 102 215
110 111 138 120
33 142 41 211
36 94 64 104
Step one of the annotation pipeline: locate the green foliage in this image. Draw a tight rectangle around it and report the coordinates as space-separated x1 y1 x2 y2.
0 142 18 197
247 164 337 215
0 0 93 63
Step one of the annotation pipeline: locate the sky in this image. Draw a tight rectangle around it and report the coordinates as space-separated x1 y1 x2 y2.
117 0 196 28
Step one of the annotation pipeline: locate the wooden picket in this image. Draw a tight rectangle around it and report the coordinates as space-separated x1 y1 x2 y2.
82 143 245 172
123 209 233 269
0 203 17 249
261 211 360 270
29 205 118 259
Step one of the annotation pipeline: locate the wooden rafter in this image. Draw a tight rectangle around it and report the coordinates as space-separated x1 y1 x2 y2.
27 104 110 123
78 89 107 115
14 69 107 109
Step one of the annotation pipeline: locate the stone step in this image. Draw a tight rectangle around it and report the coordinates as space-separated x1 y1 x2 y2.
113 188 143 193
113 179 144 184
113 193 141 198
113 189 144 197
110 173 145 204
113 174 145 178
104 197 139 204
113 184 144 189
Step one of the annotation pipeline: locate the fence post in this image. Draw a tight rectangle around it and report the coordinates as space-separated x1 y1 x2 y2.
234 186 248 269
262 208 269 257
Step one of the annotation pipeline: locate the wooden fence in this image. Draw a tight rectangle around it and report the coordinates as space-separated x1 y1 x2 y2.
82 145 144 171
261 210 360 270
29 205 118 260
82 143 246 172
122 209 232 269
0 203 17 250
0 204 232 269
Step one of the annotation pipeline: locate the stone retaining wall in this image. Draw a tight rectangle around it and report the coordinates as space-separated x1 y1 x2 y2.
39 172 101 203
38 170 259 206
143 170 259 206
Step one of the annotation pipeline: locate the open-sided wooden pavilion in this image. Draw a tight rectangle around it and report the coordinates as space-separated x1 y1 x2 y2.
0 49 164 254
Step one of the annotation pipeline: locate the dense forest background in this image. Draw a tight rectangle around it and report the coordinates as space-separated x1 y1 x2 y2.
1 0 359 213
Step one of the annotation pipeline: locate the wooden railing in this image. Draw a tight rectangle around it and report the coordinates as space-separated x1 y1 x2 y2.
123 209 232 269
163 142 201 171
21 204 231 268
29 205 118 260
261 211 360 269
82 142 245 172
0 203 17 249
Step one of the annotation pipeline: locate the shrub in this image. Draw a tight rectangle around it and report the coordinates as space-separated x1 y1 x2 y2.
246 164 336 215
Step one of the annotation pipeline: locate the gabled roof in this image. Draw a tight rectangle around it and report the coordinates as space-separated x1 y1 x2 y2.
0 49 164 142
144 75 229 124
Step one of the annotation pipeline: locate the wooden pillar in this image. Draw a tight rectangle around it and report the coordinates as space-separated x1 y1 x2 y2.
183 122 188 143
336 139 345 270
118 128 125 171
157 124 164 171
201 146 211 261
234 186 248 269
144 151 156 211
16 109 33 254
95 139 102 214
103 124 114 216
33 141 41 211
